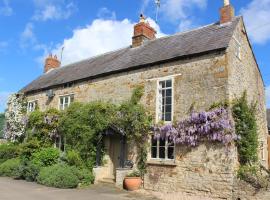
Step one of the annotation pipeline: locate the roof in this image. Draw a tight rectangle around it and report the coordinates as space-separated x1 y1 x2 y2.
21 17 241 94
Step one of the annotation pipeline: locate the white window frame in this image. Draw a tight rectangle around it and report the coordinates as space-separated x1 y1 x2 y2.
59 94 74 110
151 136 175 160
27 101 36 113
156 77 174 123
233 36 241 60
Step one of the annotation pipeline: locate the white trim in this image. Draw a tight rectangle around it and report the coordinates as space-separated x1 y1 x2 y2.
150 136 175 161
58 94 74 110
27 100 37 113
147 73 182 81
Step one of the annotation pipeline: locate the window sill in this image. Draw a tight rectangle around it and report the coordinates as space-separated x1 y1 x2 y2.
147 159 177 167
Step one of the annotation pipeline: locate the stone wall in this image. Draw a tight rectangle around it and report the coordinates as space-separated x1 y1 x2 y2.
144 143 238 199
227 18 269 168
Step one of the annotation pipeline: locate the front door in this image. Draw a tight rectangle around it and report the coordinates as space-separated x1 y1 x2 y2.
109 135 121 180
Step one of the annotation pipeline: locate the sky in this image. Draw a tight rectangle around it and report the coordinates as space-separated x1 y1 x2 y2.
0 0 270 112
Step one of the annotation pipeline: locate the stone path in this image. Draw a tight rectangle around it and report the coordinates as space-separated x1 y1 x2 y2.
0 177 157 200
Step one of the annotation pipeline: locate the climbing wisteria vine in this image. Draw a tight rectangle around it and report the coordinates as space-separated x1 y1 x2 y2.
153 108 240 147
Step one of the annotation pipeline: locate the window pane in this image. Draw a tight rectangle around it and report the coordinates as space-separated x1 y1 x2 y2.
166 89 172 97
151 147 157 158
162 90 165 98
166 80 172 88
165 105 172 113
168 147 174 159
160 138 165 146
160 81 165 88
151 136 157 146
166 97 172 105
159 147 165 159
165 113 172 121
60 98 63 104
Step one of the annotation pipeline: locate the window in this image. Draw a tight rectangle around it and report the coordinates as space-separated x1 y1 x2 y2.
260 141 265 161
234 38 241 60
157 79 173 122
54 135 65 152
27 101 37 113
151 136 175 160
59 95 74 110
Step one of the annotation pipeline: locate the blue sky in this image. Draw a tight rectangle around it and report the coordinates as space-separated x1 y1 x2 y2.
0 0 270 112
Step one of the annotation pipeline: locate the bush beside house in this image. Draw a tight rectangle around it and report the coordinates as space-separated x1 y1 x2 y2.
0 113 5 138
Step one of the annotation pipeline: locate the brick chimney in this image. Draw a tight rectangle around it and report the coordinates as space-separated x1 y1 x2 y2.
44 54 60 73
220 0 235 24
132 14 156 48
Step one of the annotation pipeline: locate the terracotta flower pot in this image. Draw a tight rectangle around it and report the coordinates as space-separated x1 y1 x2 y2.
124 177 142 191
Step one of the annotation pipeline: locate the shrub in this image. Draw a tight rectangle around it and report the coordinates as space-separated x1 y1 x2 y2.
17 160 41 182
66 150 84 167
75 168 95 186
37 164 79 188
126 170 141 177
19 138 41 159
31 147 60 167
0 143 21 164
0 158 21 178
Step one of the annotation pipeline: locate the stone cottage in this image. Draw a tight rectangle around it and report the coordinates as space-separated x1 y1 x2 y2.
20 1 268 199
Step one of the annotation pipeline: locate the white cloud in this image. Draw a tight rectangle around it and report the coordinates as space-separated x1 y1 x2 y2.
141 0 151 13
266 86 270 108
240 0 270 44
20 23 37 48
0 91 11 112
52 17 166 66
32 0 77 21
161 0 207 22
0 0 13 16
97 7 116 20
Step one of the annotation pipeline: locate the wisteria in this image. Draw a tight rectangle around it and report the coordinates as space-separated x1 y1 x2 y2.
153 108 240 147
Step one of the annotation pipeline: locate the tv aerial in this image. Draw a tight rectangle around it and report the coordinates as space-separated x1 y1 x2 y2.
155 0 161 22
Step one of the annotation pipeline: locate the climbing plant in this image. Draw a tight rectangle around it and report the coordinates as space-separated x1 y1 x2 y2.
232 92 258 165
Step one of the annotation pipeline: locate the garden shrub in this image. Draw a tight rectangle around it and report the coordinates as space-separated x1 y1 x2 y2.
66 150 84 167
37 164 79 188
75 168 95 186
0 143 21 164
19 138 42 159
0 158 21 178
31 147 60 167
17 159 41 182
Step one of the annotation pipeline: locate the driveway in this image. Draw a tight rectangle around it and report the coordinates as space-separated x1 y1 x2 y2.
0 177 157 200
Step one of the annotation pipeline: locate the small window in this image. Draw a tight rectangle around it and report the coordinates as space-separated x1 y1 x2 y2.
59 95 74 110
151 136 175 160
260 141 265 161
54 135 65 151
235 39 241 60
27 101 37 113
157 79 173 122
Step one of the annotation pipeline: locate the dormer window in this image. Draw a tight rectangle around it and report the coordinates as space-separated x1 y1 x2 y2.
59 94 74 110
27 101 37 113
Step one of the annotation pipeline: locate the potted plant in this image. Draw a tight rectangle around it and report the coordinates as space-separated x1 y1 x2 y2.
124 170 142 191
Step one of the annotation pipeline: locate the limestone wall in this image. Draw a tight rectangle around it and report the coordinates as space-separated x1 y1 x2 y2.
227 18 269 168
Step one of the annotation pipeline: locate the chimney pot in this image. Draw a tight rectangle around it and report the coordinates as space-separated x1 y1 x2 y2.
132 14 156 48
44 54 60 73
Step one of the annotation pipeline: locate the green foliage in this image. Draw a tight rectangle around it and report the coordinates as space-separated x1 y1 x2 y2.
0 143 21 164
74 168 95 186
232 92 258 165
31 147 60 167
17 160 41 182
126 170 141 177
26 109 61 145
37 164 80 188
209 100 229 111
238 165 269 189
0 113 5 138
0 158 21 178
66 150 84 167
59 102 116 167
19 138 42 159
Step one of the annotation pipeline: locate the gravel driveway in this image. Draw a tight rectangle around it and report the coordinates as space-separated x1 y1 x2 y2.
0 177 157 200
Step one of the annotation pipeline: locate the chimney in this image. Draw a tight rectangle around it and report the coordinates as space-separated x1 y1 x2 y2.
132 14 156 48
44 54 60 73
220 0 235 24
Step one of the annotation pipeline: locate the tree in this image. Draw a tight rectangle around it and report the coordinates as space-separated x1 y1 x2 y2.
0 113 5 138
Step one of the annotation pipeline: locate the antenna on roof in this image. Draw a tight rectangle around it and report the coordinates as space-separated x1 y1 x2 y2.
60 46 65 66
155 0 160 23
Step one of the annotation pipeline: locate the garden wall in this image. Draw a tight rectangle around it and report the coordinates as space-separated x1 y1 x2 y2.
144 143 238 199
